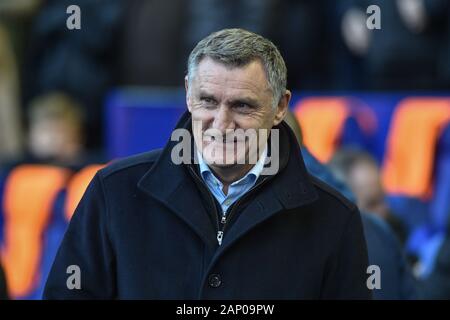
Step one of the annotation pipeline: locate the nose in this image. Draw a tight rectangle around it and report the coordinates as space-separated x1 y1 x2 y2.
212 105 235 132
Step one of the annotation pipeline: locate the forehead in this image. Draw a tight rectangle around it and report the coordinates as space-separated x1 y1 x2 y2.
192 57 271 98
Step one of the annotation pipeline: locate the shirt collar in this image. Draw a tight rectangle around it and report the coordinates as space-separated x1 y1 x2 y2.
197 144 268 187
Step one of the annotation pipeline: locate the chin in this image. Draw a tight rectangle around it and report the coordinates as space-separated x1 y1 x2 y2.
208 162 237 169
203 154 236 166
202 144 248 166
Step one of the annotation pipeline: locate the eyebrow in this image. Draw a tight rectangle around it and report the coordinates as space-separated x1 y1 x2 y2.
199 90 258 105
228 97 259 107
198 90 260 107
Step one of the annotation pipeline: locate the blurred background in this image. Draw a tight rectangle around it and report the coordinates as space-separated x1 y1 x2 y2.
0 0 449 300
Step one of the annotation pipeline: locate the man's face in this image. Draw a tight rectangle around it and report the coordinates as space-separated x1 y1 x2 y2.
186 57 288 168
348 161 384 211
29 118 79 161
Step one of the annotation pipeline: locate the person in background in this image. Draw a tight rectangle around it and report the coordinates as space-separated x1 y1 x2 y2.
329 148 408 245
26 92 86 168
117 0 186 87
337 0 449 90
420 214 450 299
23 0 122 150
0 23 24 165
185 0 278 51
284 111 419 299
0 0 42 165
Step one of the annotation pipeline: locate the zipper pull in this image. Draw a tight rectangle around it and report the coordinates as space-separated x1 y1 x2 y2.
217 231 224 246
221 214 227 224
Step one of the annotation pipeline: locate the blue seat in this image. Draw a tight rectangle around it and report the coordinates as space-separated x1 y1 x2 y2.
105 88 185 158
0 165 71 299
430 124 450 233
35 189 69 300
408 124 450 277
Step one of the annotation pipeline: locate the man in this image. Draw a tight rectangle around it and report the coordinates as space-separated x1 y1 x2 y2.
27 92 86 166
329 149 408 245
44 29 371 299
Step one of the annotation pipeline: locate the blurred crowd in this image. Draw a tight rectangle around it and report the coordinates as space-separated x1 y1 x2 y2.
1 0 450 163
0 0 450 299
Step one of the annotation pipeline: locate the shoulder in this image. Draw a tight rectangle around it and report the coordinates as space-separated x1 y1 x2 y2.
98 149 163 180
360 212 401 249
308 174 357 213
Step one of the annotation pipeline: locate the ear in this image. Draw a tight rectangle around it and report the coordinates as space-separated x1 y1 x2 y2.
273 90 291 126
185 75 192 113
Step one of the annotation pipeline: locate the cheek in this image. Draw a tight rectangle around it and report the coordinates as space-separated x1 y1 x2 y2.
237 114 274 131
191 118 212 147
234 110 265 126
190 106 214 123
192 117 213 134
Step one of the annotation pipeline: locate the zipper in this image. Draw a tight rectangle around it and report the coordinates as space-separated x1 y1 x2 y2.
216 212 227 245
215 176 270 246
188 165 273 246
216 230 224 245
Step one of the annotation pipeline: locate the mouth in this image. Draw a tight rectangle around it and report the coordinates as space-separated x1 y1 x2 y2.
203 134 248 144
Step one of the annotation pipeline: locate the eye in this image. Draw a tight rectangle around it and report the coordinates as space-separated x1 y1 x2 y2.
234 102 253 112
200 97 217 108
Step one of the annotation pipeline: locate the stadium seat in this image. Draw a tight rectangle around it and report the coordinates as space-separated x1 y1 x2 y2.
34 164 105 299
292 96 376 163
105 88 185 158
381 98 450 275
0 165 71 299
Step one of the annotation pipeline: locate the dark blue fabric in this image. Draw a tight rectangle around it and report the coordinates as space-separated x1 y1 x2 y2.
44 113 371 299
301 146 418 299
420 234 450 299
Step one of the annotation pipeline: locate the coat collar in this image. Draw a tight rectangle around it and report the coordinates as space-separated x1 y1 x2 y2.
137 111 318 247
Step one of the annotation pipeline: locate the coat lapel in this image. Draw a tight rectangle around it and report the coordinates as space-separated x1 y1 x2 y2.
137 112 218 248
137 111 319 253
213 122 319 258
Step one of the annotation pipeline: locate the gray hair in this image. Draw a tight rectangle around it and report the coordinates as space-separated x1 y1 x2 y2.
187 28 287 108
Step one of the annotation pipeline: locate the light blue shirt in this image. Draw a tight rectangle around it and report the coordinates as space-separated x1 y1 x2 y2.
197 146 267 214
